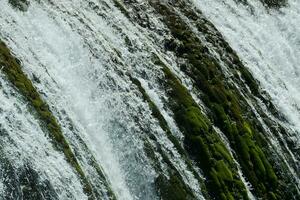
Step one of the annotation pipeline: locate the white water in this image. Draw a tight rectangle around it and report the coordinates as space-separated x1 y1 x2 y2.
213 127 256 200
192 0 300 147
0 75 87 199
2 0 299 199
0 0 205 199
0 1 146 199
192 0 300 192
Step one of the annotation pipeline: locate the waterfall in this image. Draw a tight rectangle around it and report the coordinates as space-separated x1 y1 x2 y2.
192 0 300 185
0 0 299 199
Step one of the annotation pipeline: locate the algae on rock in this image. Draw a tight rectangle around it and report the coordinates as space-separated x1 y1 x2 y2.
0 41 95 199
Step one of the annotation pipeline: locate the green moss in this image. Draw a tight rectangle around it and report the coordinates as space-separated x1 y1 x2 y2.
237 136 251 162
268 192 277 200
130 76 202 199
250 148 266 178
148 1 286 198
0 41 94 199
243 122 253 137
180 106 209 135
214 143 233 163
155 173 194 200
151 54 247 199
215 160 233 181
210 169 222 188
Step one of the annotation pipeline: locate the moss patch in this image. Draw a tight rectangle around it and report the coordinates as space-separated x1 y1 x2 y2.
0 41 94 199
153 56 248 199
130 76 204 199
151 0 292 199
155 173 194 200
148 1 290 198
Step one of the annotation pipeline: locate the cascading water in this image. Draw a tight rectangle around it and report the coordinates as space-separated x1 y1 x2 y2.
0 75 87 199
0 0 299 199
192 0 300 185
193 0 300 155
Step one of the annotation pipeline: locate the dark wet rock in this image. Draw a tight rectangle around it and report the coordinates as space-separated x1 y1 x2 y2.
8 0 30 12
0 157 58 200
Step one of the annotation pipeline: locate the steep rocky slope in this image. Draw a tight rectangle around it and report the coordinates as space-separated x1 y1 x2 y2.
0 0 299 199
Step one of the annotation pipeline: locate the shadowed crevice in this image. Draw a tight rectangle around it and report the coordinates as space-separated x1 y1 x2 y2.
8 0 30 12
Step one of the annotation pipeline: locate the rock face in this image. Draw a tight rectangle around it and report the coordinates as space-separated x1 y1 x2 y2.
0 0 299 200
8 0 30 11
261 0 287 7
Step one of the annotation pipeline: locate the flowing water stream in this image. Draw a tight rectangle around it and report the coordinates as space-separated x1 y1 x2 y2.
0 0 299 199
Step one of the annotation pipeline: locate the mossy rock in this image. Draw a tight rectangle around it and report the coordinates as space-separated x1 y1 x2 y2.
8 0 30 11
215 160 233 181
179 106 210 136
130 76 201 198
260 0 287 8
155 174 194 200
151 54 247 199
148 1 287 198
0 41 94 199
214 143 233 163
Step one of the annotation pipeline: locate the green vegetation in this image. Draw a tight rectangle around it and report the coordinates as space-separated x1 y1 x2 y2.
159 63 248 200
143 137 197 200
148 1 290 199
130 76 205 199
130 76 188 158
155 173 194 200
0 41 94 199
